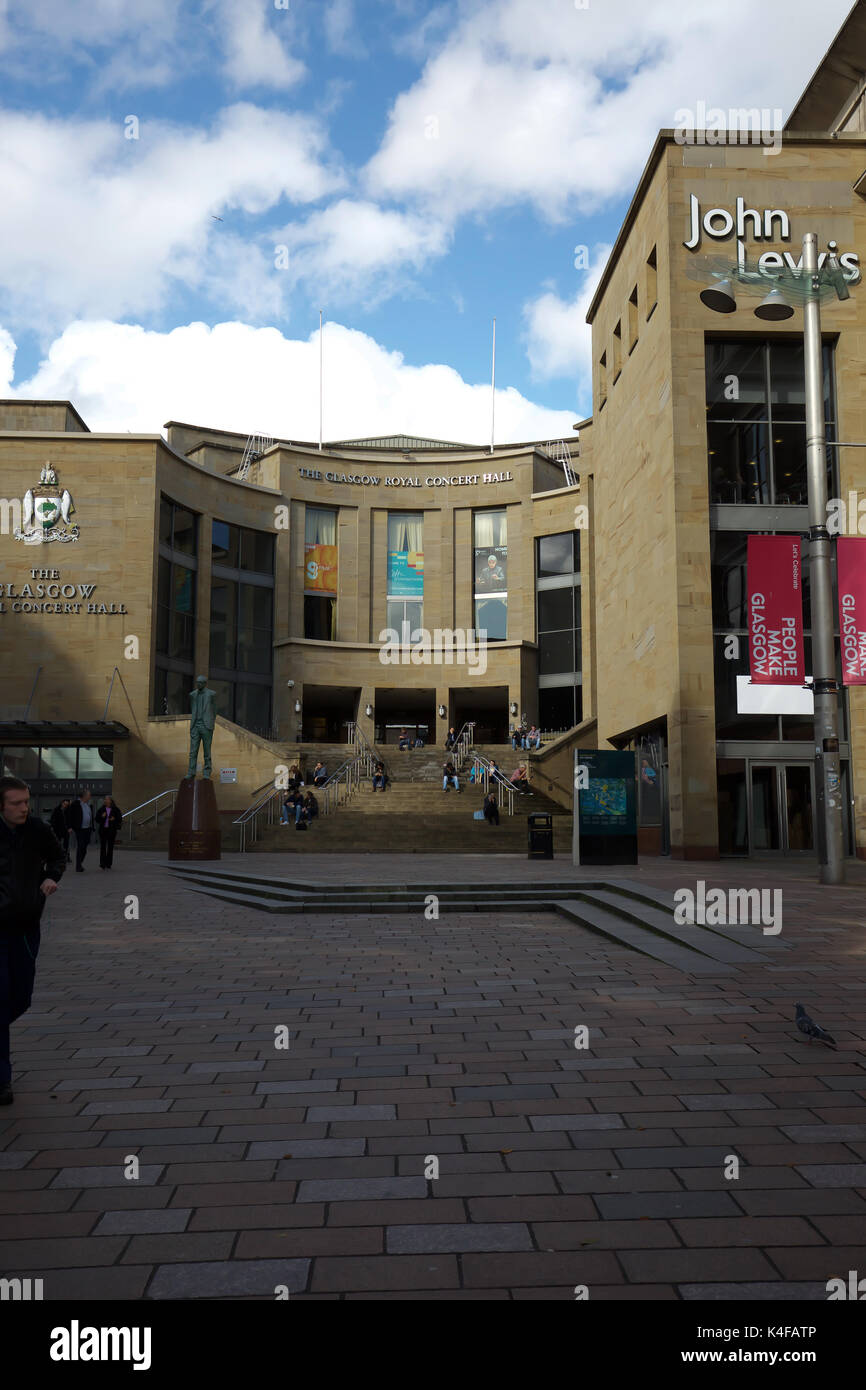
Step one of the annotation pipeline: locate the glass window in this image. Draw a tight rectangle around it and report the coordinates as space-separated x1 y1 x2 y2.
475 596 507 642
305 507 337 599
474 509 507 639
209 578 237 669
77 747 114 776
304 595 336 641
235 683 271 734
172 508 197 555
537 533 574 577
2 746 40 779
159 497 173 548
39 747 77 778
240 528 275 575
539 686 581 731
707 340 836 506
539 630 575 675
208 678 234 721
538 587 574 632
212 519 239 567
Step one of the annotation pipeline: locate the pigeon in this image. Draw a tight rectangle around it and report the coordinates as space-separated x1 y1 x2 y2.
795 1002 836 1048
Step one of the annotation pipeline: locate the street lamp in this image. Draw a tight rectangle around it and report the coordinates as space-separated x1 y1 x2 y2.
694 234 855 884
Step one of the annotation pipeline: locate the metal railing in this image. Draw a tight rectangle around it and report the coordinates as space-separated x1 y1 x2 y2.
234 750 373 851
125 788 177 841
348 722 390 788
463 752 517 816
449 721 476 769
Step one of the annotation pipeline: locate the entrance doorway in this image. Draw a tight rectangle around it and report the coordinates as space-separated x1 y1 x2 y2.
749 762 814 853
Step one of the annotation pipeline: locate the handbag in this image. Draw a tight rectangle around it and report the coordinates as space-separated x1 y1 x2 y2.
473 810 485 820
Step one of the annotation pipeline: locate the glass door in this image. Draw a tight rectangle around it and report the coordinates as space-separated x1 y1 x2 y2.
748 762 814 854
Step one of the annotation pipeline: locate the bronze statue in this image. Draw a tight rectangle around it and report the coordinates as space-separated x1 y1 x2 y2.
188 675 216 778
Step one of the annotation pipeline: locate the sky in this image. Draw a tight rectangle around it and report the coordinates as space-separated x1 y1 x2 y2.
0 0 854 444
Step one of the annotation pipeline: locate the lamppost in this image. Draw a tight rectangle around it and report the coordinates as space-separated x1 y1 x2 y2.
694 234 855 884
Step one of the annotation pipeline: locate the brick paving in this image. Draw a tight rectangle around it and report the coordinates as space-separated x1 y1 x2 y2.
1 848 865 1300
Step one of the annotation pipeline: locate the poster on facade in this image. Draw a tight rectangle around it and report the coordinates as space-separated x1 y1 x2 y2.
747 535 805 685
474 545 507 592
388 550 424 597
838 537 866 685
304 542 337 594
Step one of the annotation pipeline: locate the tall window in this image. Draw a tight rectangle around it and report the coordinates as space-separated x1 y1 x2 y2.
474 508 507 640
153 496 199 715
387 512 424 640
536 531 582 730
706 339 835 506
304 507 337 640
209 520 275 735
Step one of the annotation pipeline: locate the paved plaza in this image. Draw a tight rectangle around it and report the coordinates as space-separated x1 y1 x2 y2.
1 849 865 1301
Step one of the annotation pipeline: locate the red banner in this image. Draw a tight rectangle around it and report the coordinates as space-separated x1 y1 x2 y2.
747 535 805 685
838 537 866 685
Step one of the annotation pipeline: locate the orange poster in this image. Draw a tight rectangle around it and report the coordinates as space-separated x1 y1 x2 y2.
304 543 337 593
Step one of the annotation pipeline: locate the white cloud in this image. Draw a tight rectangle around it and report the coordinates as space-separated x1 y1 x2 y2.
365 0 853 221
207 0 305 91
523 244 611 400
3 318 576 444
277 199 452 301
0 104 344 332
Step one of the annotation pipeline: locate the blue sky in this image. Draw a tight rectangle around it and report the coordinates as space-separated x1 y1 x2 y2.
0 0 853 442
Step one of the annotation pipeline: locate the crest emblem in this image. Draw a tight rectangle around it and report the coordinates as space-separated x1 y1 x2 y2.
14 462 79 545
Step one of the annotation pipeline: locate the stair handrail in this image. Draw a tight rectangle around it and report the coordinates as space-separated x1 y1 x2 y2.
450 720 476 769
347 722 386 780
464 751 516 816
125 788 177 841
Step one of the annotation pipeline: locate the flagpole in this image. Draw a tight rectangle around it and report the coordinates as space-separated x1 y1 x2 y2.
489 317 496 454
318 309 323 452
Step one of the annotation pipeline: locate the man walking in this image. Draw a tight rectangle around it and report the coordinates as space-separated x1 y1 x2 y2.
0 776 64 1104
49 798 72 864
66 789 94 871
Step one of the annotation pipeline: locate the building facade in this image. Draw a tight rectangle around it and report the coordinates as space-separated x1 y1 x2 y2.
1 2 865 859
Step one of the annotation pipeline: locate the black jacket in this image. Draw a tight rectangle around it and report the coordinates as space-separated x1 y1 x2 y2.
0 815 65 932
66 799 95 833
95 805 123 833
49 804 69 839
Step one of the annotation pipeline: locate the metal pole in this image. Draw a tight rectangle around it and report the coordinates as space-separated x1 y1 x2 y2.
318 309 323 452
23 665 42 720
802 232 845 884
572 749 581 867
489 317 496 454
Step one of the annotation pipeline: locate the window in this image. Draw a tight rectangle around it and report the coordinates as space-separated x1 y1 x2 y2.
628 286 639 354
474 509 507 641
612 320 622 382
646 245 658 319
598 351 607 411
387 512 424 640
535 531 582 729
209 519 275 733
304 507 337 639
706 339 836 506
153 496 200 715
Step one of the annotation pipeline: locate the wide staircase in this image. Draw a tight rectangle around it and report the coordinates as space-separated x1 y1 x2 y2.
241 742 572 854
122 740 573 855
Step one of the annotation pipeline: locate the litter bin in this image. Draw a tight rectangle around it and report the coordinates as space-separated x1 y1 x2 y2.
527 812 554 860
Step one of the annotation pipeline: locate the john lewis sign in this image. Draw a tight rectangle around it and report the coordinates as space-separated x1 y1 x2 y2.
684 194 861 282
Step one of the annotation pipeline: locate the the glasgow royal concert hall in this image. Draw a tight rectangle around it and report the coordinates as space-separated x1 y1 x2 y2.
2 14 866 863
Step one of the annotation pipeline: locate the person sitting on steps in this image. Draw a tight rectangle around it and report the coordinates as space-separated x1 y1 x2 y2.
443 761 460 793
482 790 500 825
372 762 388 792
510 764 531 794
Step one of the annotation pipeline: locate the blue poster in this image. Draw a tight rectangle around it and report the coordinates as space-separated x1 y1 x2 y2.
388 550 424 596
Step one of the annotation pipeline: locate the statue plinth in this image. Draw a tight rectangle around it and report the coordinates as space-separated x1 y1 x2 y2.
168 776 221 860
